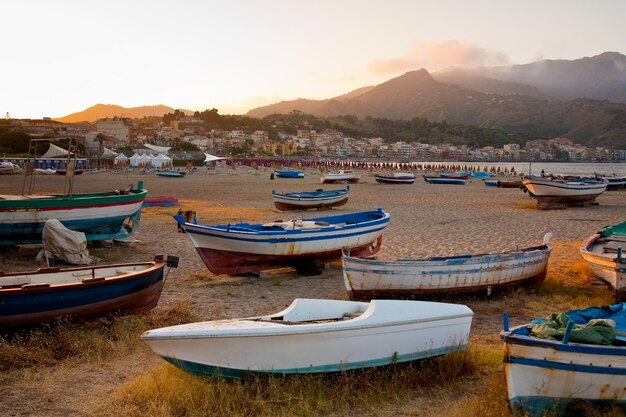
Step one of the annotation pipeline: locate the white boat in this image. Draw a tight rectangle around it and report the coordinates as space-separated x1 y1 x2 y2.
142 298 474 378
521 177 607 207
271 188 349 210
501 304 626 416
174 209 390 275
580 221 626 301
0 161 19 174
342 234 552 300
320 170 361 184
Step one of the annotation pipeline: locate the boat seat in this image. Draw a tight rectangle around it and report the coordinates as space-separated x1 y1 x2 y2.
0 276 31 287
603 241 625 253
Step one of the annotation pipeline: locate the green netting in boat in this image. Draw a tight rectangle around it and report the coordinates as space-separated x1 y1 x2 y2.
602 221 626 237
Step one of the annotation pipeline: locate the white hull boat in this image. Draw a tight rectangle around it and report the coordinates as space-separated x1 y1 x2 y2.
522 177 607 207
320 170 361 184
342 234 552 300
580 221 626 301
142 298 473 378
501 304 626 416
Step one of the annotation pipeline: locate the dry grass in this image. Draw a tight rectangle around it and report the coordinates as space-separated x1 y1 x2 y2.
93 348 482 417
0 298 198 372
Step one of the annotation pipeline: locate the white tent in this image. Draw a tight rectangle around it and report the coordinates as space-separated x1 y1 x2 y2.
151 153 172 168
114 152 129 165
129 153 141 167
101 147 119 158
144 143 171 154
138 153 152 166
42 143 72 158
203 153 226 163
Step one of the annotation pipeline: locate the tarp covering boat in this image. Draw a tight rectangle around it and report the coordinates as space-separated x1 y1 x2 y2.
41 219 92 265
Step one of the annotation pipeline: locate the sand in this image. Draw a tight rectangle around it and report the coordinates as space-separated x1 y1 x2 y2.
1 167 625 416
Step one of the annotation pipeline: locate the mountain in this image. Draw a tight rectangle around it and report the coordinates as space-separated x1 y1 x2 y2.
432 68 552 100
469 52 626 103
247 68 626 148
54 104 191 123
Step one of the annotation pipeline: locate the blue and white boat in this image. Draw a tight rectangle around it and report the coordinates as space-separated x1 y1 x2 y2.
274 169 304 179
521 176 607 207
374 172 416 184
0 255 176 329
142 298 473 379
174 209 390 275
342 233 552 300
423 175 466 185
272 188 349 210
501 303 626 416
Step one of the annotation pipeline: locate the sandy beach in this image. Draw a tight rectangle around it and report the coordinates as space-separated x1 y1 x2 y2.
1 167 625 416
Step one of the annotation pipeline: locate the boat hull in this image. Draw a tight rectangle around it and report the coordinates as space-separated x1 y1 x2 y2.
156 172 185 178
343 242 551 300
177 210 390 275
142 299 473 378
274 170 304 178
580 233 626 301
423 176 466 185
374 175 415 184
272 189 349 211
502 329 626 416
522 178 607 207
0 189 147 245
0 259 166 328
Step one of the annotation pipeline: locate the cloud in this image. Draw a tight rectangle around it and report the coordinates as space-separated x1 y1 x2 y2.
369 40 510 74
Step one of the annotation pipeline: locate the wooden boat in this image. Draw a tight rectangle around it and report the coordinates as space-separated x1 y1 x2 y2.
272 188 349 211
342 233 552 300
423 175 466 185
521 177 607 207
497 179 523 188
156 171 185 178
174 209 390 275
501 304 626 416
142 298 473 378
0 255 178 329
580 221 626 301
374 172 416 184
274 169 304 179
142 195 180 207
0 182 147 245
320 170 360 184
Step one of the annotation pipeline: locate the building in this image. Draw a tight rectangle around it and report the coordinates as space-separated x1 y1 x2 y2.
96 118 132 145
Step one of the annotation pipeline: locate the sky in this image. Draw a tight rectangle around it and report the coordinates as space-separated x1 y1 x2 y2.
2 0 625 119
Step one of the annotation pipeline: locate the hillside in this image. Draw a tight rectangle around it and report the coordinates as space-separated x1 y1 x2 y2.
54 104 191 123
247 68 626 148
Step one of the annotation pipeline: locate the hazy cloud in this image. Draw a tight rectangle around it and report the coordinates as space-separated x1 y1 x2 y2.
369 40 510 74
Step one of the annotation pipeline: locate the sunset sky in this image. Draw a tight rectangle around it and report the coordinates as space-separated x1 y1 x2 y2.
2 0 625 119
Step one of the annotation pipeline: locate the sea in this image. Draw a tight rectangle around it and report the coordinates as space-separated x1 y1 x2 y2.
415 161 626 177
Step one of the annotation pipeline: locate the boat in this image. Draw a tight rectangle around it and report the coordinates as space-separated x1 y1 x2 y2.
0 181 147 245
174 209 390 275
497 179 523 188
501 303 626 416
595 174 626 190
55 168 84 176
423 175 466 185
521 176 608 207
272 188 349 211
484 180 498 187
320 170 361 184
342 233 552 300
0 161 19 174
142 195 180 207
35 168 57 175
274 169 304 179
580 221 626 301
0 255 178 329
141 298 474 378
156 171 185 178
374 172 416 184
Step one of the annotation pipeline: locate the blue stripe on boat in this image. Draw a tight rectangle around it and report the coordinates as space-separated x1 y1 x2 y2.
505 356 626 375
